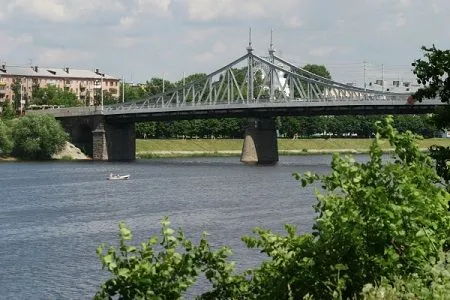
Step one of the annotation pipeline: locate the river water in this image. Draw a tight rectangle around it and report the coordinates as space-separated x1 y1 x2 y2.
0 155 342 299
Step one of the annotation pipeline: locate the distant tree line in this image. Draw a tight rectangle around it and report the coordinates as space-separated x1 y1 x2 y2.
135 114 438 139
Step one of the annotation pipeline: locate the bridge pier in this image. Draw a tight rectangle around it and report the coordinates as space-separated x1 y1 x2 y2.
104 122 136 161
92 122 108 160
241 118 279 165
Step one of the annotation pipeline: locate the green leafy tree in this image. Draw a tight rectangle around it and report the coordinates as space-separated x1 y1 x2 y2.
0 119 13 155
412 45 450 186
302 64 332 79
121 83 147 101
33 86 79 107
136 122 156 138
1 103 16 120
11 114 68 160
11 78 21 112
31 79 40 98
145 77 175 96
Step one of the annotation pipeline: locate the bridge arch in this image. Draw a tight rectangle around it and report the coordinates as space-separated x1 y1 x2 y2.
70 122 93 157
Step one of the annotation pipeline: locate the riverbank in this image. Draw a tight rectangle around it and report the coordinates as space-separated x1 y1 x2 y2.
136 138 450 158
0 142 90 161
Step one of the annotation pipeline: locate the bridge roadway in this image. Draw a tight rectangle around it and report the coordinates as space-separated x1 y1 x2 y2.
45 98 442 122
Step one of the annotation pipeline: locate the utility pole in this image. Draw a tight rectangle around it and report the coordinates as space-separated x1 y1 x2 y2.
363 61 367 91
122 76 125 103
381 64 384 92
100 74 104 111
20 79 23 115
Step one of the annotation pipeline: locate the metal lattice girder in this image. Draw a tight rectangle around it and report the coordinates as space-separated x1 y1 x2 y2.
106 49 418 113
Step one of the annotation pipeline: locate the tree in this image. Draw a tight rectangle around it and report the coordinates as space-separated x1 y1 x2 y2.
11 114 68 160
11 78 21 112
145 77 175 96
33 86 79 107
412 45 450 103
1 103 16 120
0 119 13 155
135 122 156 138
412 45 450 187
302 64 332 79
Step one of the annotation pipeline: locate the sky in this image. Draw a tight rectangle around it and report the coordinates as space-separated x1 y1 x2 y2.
1 0 450 87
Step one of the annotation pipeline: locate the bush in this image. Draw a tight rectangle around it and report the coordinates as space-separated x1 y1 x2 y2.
11 114 68 160
94 218 240 299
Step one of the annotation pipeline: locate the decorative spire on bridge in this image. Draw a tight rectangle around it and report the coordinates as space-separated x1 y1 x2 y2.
247 27 254 102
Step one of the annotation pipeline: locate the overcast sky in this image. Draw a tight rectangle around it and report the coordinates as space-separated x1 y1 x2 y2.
1 0 449 87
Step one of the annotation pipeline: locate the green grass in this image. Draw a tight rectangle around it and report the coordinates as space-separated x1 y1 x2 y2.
136 138 450 157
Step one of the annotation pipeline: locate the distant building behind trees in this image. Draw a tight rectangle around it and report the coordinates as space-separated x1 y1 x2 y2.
0 64 120 109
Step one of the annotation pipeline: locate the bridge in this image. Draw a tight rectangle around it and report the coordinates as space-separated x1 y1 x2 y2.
33 43 443 164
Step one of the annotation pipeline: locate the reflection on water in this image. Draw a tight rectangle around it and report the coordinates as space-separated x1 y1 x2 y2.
0 155 372 299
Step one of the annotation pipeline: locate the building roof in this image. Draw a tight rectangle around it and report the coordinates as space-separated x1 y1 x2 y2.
0 65 118 80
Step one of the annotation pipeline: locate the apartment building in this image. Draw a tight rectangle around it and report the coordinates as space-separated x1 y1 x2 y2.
0 64 120 106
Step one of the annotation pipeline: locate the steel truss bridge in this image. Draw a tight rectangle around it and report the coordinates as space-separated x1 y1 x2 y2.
90 45 441 122
49 45 442 122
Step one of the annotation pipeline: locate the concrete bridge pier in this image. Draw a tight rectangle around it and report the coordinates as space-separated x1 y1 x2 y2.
92 121 136 161
241 118 279 165
104 122 136 161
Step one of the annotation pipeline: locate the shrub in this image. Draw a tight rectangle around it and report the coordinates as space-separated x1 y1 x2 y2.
11 113 68 160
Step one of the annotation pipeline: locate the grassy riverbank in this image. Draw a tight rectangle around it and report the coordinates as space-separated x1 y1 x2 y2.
136 138 450 158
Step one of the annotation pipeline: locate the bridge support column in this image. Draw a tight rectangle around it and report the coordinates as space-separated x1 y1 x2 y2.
241 118 278 165
91 119 135 161
92 123 108 160
105 122 136 161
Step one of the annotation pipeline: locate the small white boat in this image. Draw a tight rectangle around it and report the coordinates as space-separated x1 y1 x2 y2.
107 173 130 180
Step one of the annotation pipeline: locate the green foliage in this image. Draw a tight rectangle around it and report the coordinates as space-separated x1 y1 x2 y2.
361 252 450 299
412 45 450 103
429 145 450 187
1 103 16 119
11 114 68 160
238 116 450 299
11 78 21 111
0 119 13 155
122 83 148 101
95 217 241 300
302 64 332 79
33 85 79 107
412 45 450 186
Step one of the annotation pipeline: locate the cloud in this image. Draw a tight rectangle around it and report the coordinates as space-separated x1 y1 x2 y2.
309 47 336 58
0 0 450 85
36 48 94 65
0 31 33 54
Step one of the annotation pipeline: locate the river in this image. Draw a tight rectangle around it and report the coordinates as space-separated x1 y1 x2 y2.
0 155 343 299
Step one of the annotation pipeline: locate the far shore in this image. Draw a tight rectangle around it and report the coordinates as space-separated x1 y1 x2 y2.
135 137 450 158
2 138 450 161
